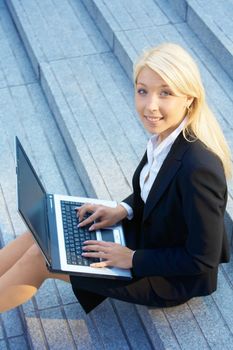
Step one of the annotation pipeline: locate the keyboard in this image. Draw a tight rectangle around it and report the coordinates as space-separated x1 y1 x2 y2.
61 201 99 266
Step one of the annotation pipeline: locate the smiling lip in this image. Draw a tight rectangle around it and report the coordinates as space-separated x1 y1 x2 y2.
145 115 163 122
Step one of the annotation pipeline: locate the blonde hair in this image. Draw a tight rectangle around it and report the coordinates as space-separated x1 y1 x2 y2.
134 43 232 179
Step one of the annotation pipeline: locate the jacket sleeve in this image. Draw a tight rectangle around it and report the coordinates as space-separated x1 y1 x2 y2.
132 160 228 277
123 193 134 208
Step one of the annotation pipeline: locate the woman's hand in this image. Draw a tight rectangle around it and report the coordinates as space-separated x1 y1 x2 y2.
82 240 134 269
77 204 128 230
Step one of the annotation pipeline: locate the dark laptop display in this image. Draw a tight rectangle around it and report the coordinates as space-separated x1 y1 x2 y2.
16 141 50 260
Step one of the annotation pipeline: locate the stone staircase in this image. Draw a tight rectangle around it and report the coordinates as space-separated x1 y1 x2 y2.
168 0 233 81
1 0 233 348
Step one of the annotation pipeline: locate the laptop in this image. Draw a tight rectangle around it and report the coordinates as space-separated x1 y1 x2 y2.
15 137 132 280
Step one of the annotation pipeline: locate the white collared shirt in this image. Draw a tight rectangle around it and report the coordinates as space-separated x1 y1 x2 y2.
121 118 187 218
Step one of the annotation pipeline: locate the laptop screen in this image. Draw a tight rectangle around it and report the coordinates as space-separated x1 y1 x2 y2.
16 137 50 261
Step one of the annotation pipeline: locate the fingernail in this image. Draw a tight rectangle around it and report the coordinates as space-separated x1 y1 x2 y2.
89 225 94 231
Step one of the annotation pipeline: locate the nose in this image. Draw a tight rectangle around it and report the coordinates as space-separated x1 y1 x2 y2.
145 93 159 112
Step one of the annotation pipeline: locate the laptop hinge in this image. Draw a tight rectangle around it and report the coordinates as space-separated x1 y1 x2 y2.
46 194 61 270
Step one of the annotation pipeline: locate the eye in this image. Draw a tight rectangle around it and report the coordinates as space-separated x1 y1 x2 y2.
137 88 147 95
160 90 171 97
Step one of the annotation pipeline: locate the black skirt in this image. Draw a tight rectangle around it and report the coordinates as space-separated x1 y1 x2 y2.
70 274 182 313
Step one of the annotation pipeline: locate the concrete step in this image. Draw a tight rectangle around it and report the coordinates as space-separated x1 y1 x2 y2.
0 1 89 348
81 0 184 79
168 0 233 81
6 0 147 203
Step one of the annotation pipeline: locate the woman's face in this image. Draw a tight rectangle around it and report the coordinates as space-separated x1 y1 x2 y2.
135 66 192 143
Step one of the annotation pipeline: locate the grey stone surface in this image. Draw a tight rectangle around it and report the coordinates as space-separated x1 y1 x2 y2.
112 300 154 349
0 1 98 348
40 53 146 201
187 5 233 80
135 305 165 350
39 307 76 350
6 0 109 79
6 0 43 77
167 0 233 82
212 268 233 335
40 60 116 200
188 295 233 349
21 309 47 350
1 309 23 338
69 0 109 54
225 197 233 246
148 307 181 349
0 339 8 350
64 303 102 350
163 303 210 350
167 0 187 20
33 280 60 310
8 335 29 350
0 0 35 86
90 300 130 350
55 280 77 305
0 320 4 339
186 0 233 81
154 0 184 23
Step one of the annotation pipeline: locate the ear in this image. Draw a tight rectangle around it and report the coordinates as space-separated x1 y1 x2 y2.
186 96 194 108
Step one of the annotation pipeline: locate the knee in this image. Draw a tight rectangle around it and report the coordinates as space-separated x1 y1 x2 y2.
26 244 43 260
17 243 49 281
19 244 44 268
20 231 34 242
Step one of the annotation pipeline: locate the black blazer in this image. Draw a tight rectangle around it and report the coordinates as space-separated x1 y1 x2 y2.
71 132 230 313
124 132 230 301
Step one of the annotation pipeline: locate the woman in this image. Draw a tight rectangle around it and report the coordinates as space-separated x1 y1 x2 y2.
0 43 231 313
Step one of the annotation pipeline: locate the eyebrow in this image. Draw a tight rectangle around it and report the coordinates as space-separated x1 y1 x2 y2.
136 82 170 88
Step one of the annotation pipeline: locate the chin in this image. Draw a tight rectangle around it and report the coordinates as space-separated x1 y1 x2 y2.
147 126 161 134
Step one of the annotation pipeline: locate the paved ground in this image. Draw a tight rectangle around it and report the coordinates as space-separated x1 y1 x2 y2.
0 0 233 349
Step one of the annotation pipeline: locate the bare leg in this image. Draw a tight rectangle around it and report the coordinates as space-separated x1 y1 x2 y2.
0 243 70 313
0 232 34 277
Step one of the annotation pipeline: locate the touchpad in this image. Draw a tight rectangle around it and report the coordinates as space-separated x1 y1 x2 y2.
101 229 114 242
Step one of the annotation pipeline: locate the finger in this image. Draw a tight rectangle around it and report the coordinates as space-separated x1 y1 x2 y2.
88 220 111 231
78 210 103 227
78 211 100 227
82 240 99 245
82 244 110 253
78 215 95 227
83 240 112 247
75 204 89 218
90 261 110 268
76 204 96 221
82 251 108 259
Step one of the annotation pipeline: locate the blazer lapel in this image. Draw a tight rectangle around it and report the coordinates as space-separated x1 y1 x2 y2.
133 150 147 192
143 132 191 222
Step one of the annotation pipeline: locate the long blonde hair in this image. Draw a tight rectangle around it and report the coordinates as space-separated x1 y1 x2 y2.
134 43 232 179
